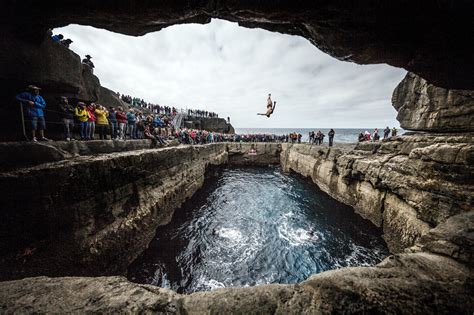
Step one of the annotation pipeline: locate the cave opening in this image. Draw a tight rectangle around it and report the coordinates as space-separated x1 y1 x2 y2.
54 18 406 133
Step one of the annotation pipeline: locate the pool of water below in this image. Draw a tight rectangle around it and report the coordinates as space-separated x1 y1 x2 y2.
128 166 388 293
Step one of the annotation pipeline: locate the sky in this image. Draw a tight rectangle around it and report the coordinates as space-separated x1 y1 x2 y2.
57 19 406 129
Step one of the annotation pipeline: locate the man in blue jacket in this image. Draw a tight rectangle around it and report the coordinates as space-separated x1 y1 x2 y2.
16 85 49 141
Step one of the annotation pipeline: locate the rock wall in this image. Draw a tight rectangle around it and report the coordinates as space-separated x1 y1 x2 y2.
227 142 281 165
97 86 129 110
280 135 473 253
0 144 228 280
0 247 472 313
0 33 102 141
0 142 278 280
2 1 473 90
392 72 474 132
0 140 174 171
184 117 235 134
0 139 472 313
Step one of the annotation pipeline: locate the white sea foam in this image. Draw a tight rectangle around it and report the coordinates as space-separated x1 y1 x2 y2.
278 212 320 246
217 227 243 241
195 275 226 291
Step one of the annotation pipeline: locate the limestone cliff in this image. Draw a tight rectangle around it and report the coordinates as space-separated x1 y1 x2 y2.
392 72 474 132
184 117 235 134
0 140 472 313
0 144 228 279
280 135 473 253
2 1 473 89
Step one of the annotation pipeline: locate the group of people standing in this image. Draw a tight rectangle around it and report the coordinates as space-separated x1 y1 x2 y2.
309 130 335 146
358 127 397 142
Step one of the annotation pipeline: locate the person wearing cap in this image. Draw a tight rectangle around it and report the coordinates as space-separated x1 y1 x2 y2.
60 38 73 48
75 102 90 140
51 34 63 42
82 55 95 73
16 85 49 141
58 96 75 141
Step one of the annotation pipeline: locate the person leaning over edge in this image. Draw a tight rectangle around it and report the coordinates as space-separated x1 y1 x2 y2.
16 85 49 142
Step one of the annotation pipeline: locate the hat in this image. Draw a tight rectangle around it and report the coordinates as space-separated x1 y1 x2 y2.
85 54 92 58
27 85 41 90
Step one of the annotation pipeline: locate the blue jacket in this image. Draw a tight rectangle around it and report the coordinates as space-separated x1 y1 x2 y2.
16 92 46 117
126 112 136 123
153 117 164 127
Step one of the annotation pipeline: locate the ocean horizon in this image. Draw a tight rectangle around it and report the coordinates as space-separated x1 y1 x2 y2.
234 127 404 143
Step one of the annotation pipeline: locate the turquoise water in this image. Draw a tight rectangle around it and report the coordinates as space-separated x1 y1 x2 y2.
128 166 388 293
235 128 404 143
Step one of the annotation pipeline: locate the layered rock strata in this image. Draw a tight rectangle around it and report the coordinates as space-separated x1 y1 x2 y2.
0 139 178 171
0 144 228 279
184 117 235 134
227 142 281 165
0 232 472 313
280 134 473 253
0 138 472 313
393 72 474 132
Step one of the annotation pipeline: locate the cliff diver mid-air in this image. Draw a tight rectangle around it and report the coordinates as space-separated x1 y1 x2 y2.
257 93 276 118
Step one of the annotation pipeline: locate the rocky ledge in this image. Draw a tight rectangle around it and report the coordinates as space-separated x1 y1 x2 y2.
0 135 472 313
281 133 473 253
0 240 472 313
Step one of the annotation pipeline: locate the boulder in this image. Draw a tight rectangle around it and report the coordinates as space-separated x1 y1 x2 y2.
393 72 474 132
97 86 129 109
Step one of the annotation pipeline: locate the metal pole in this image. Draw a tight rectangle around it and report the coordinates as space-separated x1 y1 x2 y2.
19 102 29 141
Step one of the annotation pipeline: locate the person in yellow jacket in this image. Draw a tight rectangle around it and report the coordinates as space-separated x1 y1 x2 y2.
75 102 90 140
95 105 109 140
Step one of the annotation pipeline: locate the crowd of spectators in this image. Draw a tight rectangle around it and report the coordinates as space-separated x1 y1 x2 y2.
119 93 218 118
15 85 231 145
15 85 398 147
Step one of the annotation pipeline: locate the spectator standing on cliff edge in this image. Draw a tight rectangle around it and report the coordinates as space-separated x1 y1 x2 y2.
328 129 335 147
391 127 397 137
58 96 75 141
16 85 49 142
82 55 95 73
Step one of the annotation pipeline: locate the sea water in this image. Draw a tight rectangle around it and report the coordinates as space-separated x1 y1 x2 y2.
235 127 404 143
128 167 388 293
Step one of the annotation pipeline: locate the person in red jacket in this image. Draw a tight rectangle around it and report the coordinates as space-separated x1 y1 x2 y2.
116 107 128 140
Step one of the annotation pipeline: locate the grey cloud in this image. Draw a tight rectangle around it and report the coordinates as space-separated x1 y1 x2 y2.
57 19 406 128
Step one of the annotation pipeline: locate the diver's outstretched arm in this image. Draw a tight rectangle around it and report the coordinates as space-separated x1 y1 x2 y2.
272 101 277 111
257 113 266 115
